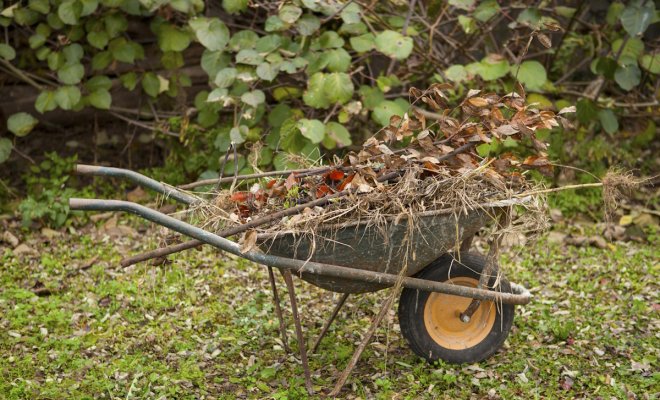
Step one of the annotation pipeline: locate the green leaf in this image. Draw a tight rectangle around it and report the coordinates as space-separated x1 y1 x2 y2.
142 72 160 97
189 17 229 51
80 0 98 16
317 31 344 49
280 119 307 153
598 109 618 134
340 2 362 24
471 56 509 81
230 125 248 144
158 24 191 52
241 90 265 107
58 0 82 25
109 38 136 63
0 43 15 60
214 68 237 88
104 13 128 38
614 64 641 90
256 63 278 81
606 2 625 25
87 30 109 49
35 90 57 113
323 72 354 104
325 121 351 147
514 60 547 91
445 65 468 83
458 15 477 34
265 15 288 32
372 100 407 126
222 0 248 14
201 50 230 77
473 0 500 22
350 33 375 53
57 63 85 85
29 0 51 14
359 85 385 109
303 72 330 109
161 51 183 69
576 98 598 124
590 57 618 79
120 72 138 90
236 49 263 65
207 88 228 102
91 51 112 70
374 30 413 60
229 30 259 52
620 1 655 36
296 14 320 36
267 104 292 128
279 5 302 24
448 0 475 11
54 86 81 110
255 34 282 53
612 37 644 61
0 138 12 163
7 112 38 136
87 89 111 109
640 53 660 74
322 48 351 72
297 119 325 143
62 44 83 63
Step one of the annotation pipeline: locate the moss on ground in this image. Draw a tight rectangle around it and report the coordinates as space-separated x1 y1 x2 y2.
0 220 658 399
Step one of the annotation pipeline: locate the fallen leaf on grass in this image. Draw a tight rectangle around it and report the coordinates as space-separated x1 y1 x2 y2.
240 230 258 253
1 231 19 247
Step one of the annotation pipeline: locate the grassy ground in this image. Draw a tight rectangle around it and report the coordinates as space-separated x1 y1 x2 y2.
0 217 658 399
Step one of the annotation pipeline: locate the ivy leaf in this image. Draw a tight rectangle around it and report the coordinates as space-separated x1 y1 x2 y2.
109 38 136 63
445 65 468 82
318 31 344 49
265 15 288 32
375 30 413 60
29 0 51 14
372 100 407 126
350 33 375 53
448 0 475 11
325 121 352 147
7 112 38 137
229 30 259 51
54 86 81 110
214 67 237 88
614 64 641 90
469 55 509 81
57 63 85 85
576 98 598 124
640 54 660 74
158 24 191 52
256 62 278 81
296 14 320 36
85 75 112 92
62 44 83 63
297 118 325 143
0 43 16 60
279 5 302 24
222 0 248 14
340 2 362 24
87 89 111 109
142 72 161 97
255 35 282 53
620 1 655 36
236 49 263 65
303 72 330 109
35 90 57 113
241 90 265 107
0 138 12 163
323 72 354 104
120 72 138 90
230 125 248 144
104 13 128 38
322 48 351 72
514 60 547 91
58 0 82 25
473 0 500 21
598 109 619 134
207 88 228 102
87 30 109 49
201 50 230 77
189 17 229 51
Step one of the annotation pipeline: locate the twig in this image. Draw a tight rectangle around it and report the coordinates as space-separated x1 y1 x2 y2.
0 58 44 90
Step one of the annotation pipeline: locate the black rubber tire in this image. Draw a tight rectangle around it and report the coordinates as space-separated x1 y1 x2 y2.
398 252 514 364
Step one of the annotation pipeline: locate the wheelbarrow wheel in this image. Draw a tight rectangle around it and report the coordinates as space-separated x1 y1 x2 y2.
398 252 514 364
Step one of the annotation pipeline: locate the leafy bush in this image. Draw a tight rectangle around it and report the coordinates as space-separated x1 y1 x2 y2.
0 0 657 222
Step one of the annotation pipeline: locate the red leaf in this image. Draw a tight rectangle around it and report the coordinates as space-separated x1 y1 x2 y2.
230 192 249 202
316 184 332 198
326 169 345 181
337 173 355 191
285 173 298 190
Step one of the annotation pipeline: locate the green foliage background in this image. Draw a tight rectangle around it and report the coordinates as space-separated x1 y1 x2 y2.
0 0 658 225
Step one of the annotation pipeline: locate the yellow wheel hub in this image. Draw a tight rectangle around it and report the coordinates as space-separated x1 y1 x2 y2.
423 276 497 350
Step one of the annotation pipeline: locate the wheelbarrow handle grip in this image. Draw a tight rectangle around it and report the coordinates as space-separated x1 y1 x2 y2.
74 164 197 205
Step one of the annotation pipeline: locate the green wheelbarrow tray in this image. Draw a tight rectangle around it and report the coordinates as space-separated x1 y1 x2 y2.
256 209 491 293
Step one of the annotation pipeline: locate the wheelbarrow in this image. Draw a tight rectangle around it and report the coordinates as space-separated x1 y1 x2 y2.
69 164 531 395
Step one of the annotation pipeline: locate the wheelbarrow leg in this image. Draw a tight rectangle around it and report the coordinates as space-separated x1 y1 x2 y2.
280 269 313 394
329 289 397 397
267 267 290 353
310 292 349 354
